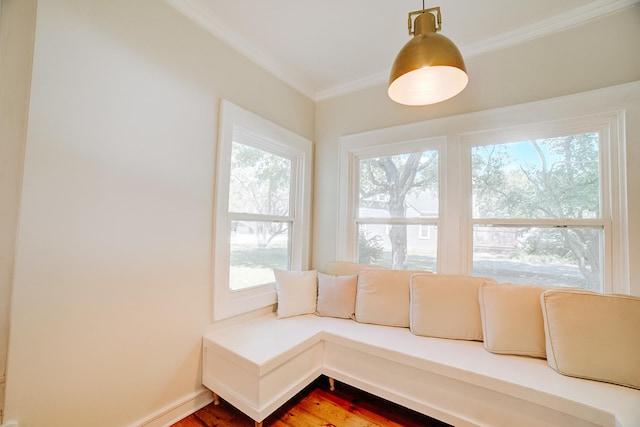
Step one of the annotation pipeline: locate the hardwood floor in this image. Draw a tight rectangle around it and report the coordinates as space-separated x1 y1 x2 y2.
172 376 452 427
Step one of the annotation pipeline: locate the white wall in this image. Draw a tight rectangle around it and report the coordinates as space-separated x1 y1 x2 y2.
4 1 639 426
312 5 640 293
0 0 37 419
3 0 314 426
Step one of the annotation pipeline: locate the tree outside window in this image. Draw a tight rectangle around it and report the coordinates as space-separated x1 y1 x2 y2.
340 97 627 295
471 132 604 290
356 150 439 270
228 142 293 290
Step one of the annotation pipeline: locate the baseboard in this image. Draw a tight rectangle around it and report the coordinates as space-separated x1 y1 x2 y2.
0 374 5 424
130 387 213 427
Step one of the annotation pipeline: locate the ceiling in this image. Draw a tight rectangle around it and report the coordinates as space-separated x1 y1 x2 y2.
164 0 636 100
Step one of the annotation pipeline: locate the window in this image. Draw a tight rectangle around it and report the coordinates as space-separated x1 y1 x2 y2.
339 86 630 294
341 138 442 272
228 142 292 291
469 130 607 291
418 224 433 240
213 101 312 320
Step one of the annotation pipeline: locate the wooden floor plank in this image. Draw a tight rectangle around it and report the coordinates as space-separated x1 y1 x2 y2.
277 403 330 427
170 417 205 427
308 388 405 427
325 384 442 427
294 392 367 427
194 401 255 427
171 377 451 427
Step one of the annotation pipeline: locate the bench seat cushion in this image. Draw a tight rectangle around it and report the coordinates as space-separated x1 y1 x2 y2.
324 261 386 276
355 269 426 327
479 282 549 358
410 274 495 341
541 290 640 390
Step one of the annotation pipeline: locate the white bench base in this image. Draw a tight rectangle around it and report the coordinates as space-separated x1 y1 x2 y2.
202 314 640 427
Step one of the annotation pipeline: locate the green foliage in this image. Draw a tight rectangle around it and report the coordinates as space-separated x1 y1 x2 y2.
229 142 291 248
358 230 384 264
229 142 291 216
471 133 601 288
472 134 599 220
359 151 438 213
358 151 438 269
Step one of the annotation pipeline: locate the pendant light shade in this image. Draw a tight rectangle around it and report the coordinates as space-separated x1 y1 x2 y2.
388 7 468 106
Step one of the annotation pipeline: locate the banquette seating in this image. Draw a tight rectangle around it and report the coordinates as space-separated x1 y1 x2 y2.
202 261 640 427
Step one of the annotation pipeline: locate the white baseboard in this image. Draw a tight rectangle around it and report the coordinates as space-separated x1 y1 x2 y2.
1 375 5 424
130 387 213 427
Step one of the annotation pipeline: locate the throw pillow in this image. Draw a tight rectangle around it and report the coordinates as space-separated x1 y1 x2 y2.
410 274 496 341
541 289 640 389
324 261 386 276
316 272 358 319
355 269 429 327
479 282 549 358
274 269 318 318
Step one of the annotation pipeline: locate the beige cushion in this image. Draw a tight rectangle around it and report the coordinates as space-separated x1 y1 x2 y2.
324 261 386 276
316 272 358 319
274 269 317 318
479 282 549 358
410 274 496 341
541 290 640 389
355 269 428 327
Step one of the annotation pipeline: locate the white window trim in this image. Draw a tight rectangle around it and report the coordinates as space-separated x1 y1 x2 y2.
213 100 312 321
460 114 620 293
337 136 445 264
338 82 636 294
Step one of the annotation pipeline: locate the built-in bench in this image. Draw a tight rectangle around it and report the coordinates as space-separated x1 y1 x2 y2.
203 313 640 427
202 263 640 426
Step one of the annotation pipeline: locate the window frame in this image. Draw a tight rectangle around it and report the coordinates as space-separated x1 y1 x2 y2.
338 87 630 294
213 100 312 321
337 136 445 268
460 118 616 292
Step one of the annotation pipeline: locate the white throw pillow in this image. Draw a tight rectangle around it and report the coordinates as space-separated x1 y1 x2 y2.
479 282 549 358
355 269 428 327
324 261 386 276
541 289 640 389
410 274 496 341
316 272 358 319
274 269 318 318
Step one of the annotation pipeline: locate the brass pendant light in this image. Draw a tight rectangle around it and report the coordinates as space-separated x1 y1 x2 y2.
388 6 468 106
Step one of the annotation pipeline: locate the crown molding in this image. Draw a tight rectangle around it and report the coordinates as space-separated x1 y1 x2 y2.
461 0 639 58
316 71 389 101
316 0 638 101
164 0 638 102
163 0 317 100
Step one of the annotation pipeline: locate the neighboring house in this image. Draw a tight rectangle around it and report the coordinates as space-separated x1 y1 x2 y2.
359 192 440 253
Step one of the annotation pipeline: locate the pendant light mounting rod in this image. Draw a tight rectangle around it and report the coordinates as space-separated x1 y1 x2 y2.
408 7 441 35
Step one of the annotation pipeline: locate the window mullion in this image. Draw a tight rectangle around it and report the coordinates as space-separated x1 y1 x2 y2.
471 218 606 227
230 212 293 222
356 218 438 225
